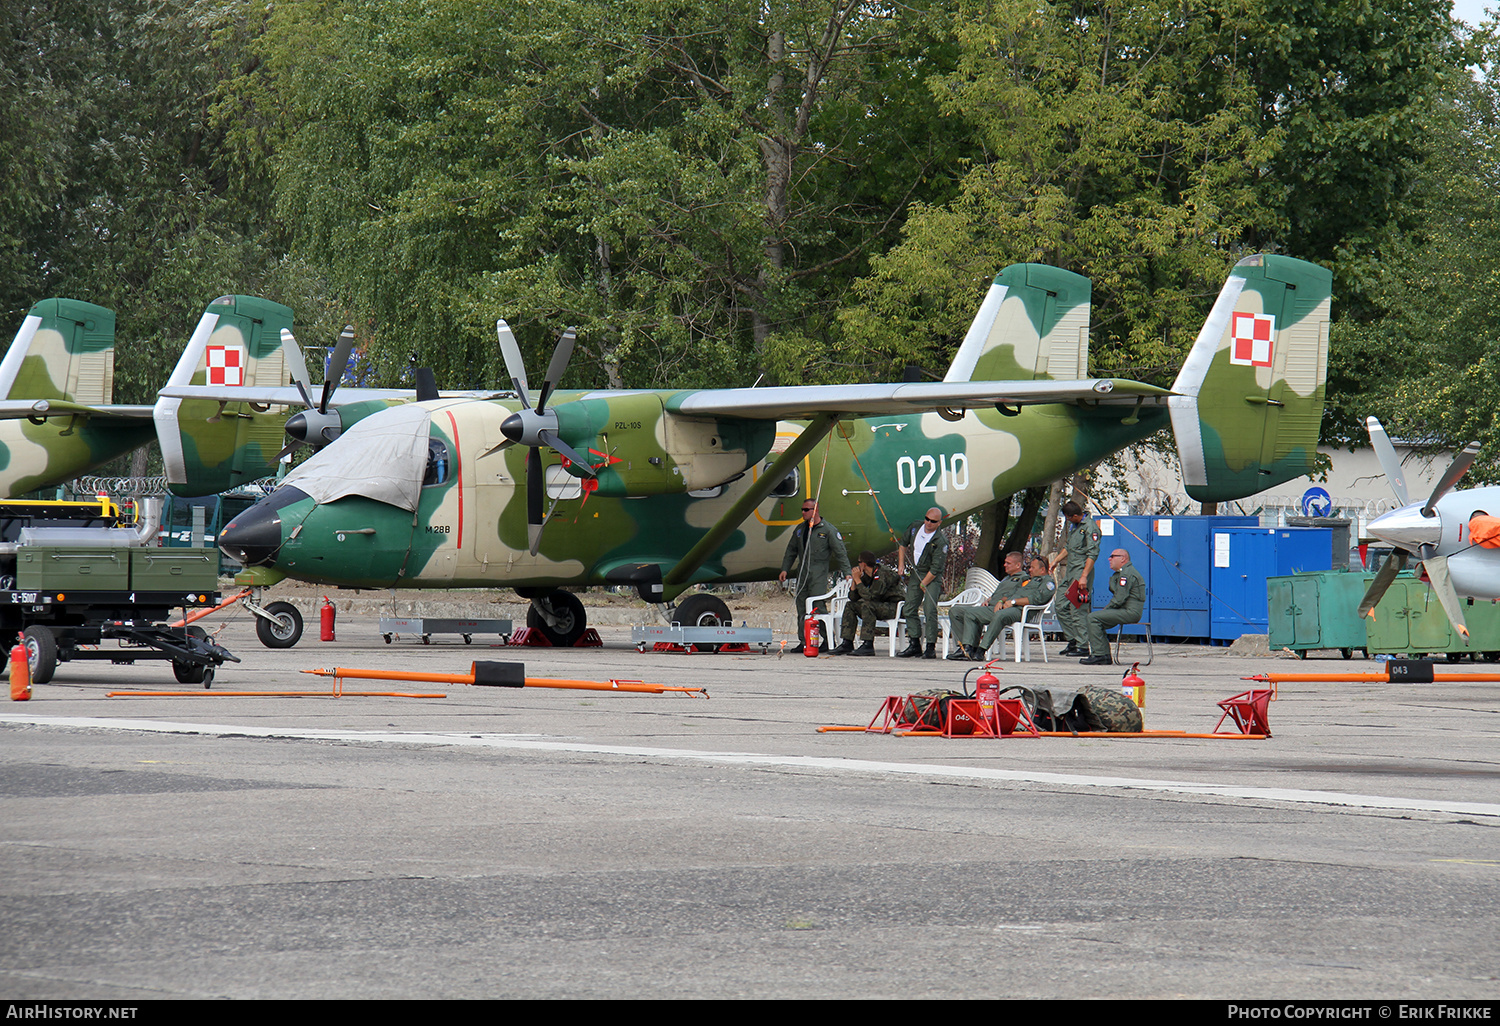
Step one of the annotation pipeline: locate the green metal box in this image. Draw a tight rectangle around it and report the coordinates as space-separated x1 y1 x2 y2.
16 547 130 591
129 548 219 592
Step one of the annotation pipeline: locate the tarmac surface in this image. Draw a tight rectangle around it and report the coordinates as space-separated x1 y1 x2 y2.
1 607 1498 1000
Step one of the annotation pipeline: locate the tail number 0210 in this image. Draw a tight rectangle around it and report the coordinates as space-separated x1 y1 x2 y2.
896 454 968 494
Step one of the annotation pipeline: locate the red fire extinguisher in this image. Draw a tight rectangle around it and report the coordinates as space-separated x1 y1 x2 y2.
975 663 1000 732
1121 661 1145 707
320 596 336 642
10 633 31 702
803 613 821 657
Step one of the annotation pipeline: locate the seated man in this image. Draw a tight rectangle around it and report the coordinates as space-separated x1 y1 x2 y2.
947 553 1055 661
831 550 903 656
1081 549 1145 666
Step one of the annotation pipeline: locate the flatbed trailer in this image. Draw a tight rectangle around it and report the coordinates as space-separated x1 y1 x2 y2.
1 586 237 688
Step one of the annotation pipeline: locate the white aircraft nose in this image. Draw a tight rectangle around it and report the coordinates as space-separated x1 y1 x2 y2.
1368 504 1443 552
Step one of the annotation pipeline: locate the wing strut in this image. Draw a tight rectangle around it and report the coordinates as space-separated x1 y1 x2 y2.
661 413 840 597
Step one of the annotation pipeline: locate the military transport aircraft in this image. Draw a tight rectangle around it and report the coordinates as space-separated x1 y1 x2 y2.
1359 416 1492 639
0 298 156 497
215 254 1332 647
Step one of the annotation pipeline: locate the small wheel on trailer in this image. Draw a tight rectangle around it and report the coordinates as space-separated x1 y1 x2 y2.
463 634 472 645
422 635 431 645
23 626 58 685
383 634 392 644
256 601 304 648
1341 648 1353 660
172 626 214 686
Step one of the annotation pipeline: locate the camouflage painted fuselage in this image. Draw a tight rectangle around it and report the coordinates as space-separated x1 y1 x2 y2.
256 395 1167 595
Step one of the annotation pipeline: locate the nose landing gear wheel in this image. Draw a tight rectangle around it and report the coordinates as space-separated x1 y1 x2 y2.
256 601 304 648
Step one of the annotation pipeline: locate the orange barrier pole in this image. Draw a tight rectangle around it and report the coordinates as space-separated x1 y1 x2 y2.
109 689 446 698
303 664 709 697
1247 671 1500 684
170 588 252 628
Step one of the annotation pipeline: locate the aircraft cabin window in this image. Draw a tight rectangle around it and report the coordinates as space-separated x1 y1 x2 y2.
424 439 450 486
763 462 800 498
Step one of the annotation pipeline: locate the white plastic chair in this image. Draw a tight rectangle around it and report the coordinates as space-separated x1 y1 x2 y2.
1004 594 1056 663
879 599 906 656
936 586 987 657
804 578 850 649
963 566 1000 596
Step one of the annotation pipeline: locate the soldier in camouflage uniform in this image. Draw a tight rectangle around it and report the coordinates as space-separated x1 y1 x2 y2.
1050 500 1100 657
897 506 949 658
831 550 903 656
1081 549 1146 665
948 553 1056 661
779 499 851 620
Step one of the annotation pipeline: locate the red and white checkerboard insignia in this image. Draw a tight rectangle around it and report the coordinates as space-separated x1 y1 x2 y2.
1229 311 1275 368
206 344 245 386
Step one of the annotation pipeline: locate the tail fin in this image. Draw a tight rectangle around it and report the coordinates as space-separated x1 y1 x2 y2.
1170 254 1332 502
944 264 1090 383
155 295 296 496
0 298 117 403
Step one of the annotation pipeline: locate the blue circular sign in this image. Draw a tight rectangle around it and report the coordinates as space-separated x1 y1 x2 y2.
1301 486 1332 517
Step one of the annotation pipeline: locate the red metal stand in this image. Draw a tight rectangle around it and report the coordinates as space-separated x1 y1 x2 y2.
1215 688 1272 736
506 628 553 647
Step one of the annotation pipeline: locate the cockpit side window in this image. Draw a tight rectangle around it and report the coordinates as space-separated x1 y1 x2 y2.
424 438 450 487
763 461 800 498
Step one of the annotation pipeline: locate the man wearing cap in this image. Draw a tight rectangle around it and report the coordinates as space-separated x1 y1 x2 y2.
831 550 903 656
1081 549 1145 665
896 506 949 659
947 553 1056 661
1050 499 1100 657
778 499 851 621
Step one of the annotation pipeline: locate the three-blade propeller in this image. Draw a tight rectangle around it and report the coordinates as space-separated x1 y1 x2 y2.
279 325 358 458
484 321 596 555
1359 416 1479 639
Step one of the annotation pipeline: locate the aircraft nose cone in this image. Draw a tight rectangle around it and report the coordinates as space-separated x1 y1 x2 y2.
285 411 311 444
501 411 524 443
219 487 309 567
1368 504 1443 553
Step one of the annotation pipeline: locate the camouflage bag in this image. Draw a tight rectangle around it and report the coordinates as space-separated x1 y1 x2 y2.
902 688 963 730
1080 685 1143 733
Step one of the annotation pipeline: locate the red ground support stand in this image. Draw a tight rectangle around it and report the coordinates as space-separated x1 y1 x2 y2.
992 698 1040 737
942 698 998 738
575 629 603 648
653 642 698 653
867 695 915 733
506 628 553 647
1215 688 1272 737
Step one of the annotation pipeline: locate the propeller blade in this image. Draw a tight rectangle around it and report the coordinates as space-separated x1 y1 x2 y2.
1365 417 1409 507
1422 440 1481 518
535 328 576 412
413 367 438 403
538 429 598 477
1358 550 1407 621
1421 554 1470 641
280 329 317 410
496 320 530 408
319 325 356 413
527 446 545 555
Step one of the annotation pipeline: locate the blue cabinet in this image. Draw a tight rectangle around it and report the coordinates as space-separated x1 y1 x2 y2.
1209 527 1333 640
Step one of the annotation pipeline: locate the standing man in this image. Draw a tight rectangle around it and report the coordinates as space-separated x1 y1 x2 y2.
831 550 903 656
1049 499 1100 657
896 506 949 659
1081 549 1145 665
947 553 1056 661
779 499 851 622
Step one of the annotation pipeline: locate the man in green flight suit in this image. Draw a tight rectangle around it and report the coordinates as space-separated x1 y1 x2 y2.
1081 549 1146 665
831 550 903 656
778 499 851 623
1050 500 1100 657
897 506 949 659
947 553 1056 661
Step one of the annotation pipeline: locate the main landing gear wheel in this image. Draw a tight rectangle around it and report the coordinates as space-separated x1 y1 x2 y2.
671 593 733 652
256 601 304 648
526 590 587 647
23 625 57 685
671 594 732 628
